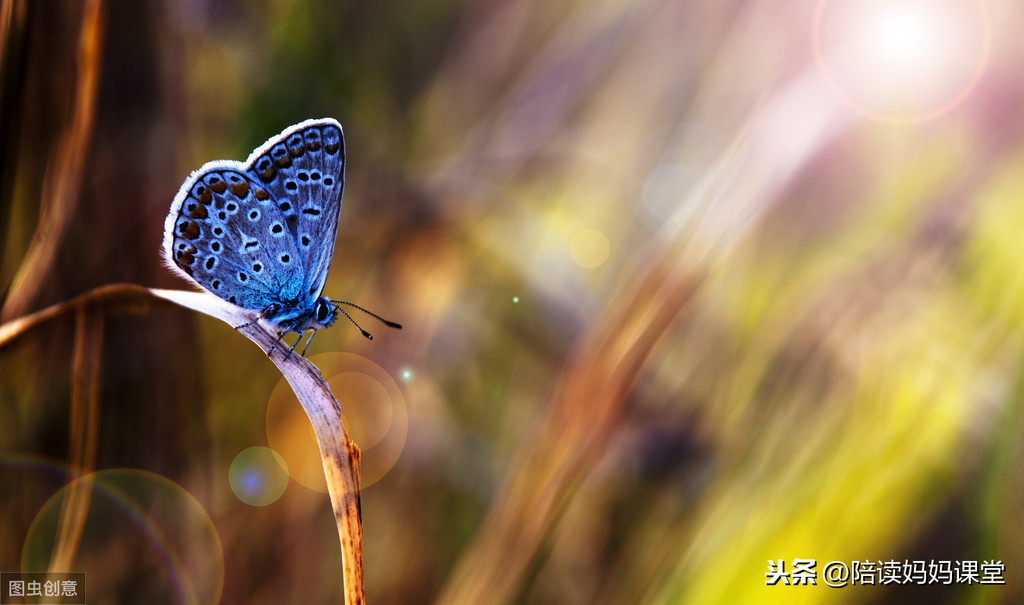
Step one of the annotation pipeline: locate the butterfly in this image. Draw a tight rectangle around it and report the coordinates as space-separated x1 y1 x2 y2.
162 118 400 356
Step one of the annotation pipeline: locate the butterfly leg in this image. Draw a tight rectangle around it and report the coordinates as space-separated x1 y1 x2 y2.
300 329 318 356
267 330 289 357
283 330 306 360
237 303 281 330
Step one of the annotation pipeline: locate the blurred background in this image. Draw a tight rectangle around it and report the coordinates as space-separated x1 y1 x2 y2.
1 0 1023 602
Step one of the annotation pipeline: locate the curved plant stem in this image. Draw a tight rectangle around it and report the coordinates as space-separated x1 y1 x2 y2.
0 283 367 605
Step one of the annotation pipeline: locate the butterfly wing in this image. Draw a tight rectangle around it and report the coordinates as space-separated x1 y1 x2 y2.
162 162 306 311
244 118 345 304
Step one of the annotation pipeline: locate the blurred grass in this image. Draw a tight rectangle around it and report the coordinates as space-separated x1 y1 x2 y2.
3 0 1024 603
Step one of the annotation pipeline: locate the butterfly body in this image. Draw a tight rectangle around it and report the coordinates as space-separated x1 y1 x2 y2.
163 118 347 353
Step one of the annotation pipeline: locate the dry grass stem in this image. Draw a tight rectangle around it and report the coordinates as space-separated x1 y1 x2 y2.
0 0 104 322
0 284 366 604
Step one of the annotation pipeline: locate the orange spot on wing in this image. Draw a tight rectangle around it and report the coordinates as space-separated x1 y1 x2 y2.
230 181 250 198
179 221 200 240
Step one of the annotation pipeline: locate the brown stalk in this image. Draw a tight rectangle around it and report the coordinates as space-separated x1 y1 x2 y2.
0 284 367 604
153 287 367 605
0 0 104 322
0 0 15 71
439 251 704 604
48 306 103 574
256 334 365 605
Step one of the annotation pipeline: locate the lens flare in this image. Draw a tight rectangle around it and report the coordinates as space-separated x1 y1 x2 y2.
871 6 932 66
20 465 224 604
266 352 407 491
814 0 990 122
229 447 289 506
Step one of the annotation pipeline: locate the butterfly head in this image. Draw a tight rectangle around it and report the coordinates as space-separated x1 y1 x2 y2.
311 296 339 329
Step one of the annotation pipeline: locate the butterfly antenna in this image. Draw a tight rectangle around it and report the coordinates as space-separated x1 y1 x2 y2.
337 307 374 340
330 300 403 330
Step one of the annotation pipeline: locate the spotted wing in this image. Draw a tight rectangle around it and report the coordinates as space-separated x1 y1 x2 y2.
244 118 345 303
162 163 306 311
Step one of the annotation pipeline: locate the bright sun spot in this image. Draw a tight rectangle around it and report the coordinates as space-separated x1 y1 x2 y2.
815 0 989 121
870 7 934 66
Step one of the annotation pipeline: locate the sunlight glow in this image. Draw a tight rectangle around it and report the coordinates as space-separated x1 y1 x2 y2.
869 6 934 67
814 0 989 121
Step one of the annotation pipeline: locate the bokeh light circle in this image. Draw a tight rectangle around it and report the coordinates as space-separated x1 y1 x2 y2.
266 352 407 491
22 466 223 604
229 446 290 506
570 229 610 269
640 163 699 226
628 122 729 232
813 0 990 123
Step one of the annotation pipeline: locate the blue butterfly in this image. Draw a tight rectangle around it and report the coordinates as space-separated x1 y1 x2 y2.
162 118 399 356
